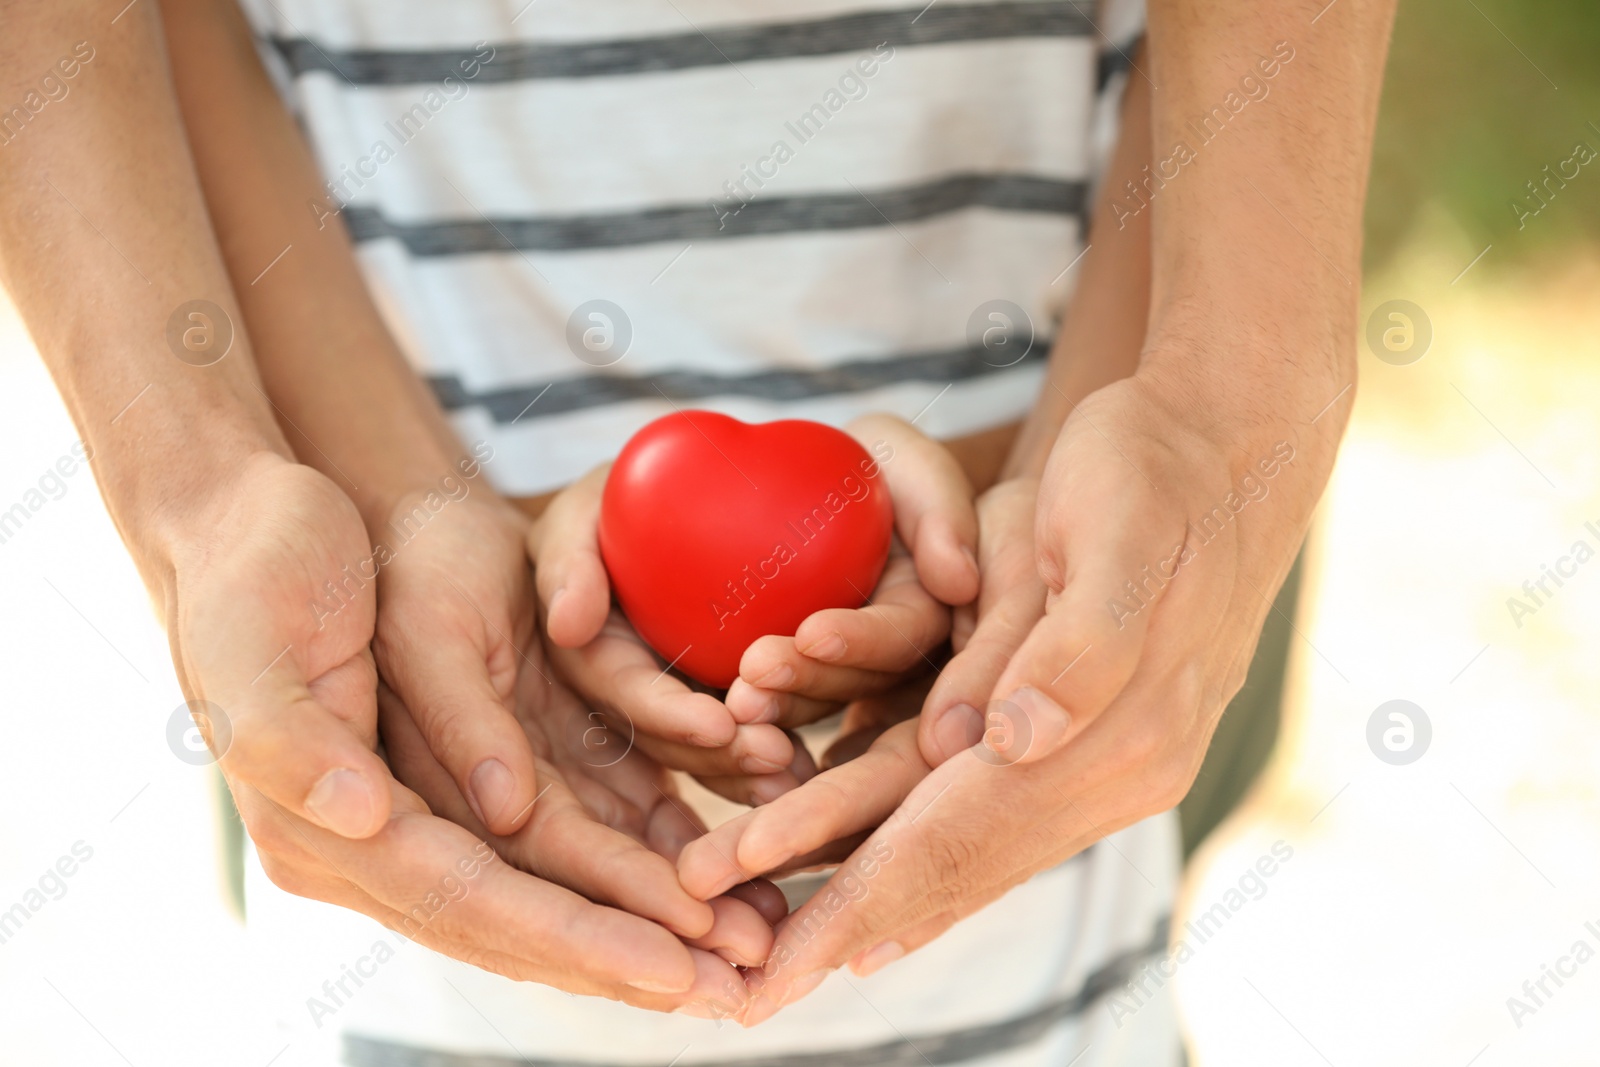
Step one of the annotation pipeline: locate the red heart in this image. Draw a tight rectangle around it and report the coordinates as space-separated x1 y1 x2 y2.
599 411 894 688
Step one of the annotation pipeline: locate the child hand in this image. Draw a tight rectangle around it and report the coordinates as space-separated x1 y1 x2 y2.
528 466 814 807
724 415 979 729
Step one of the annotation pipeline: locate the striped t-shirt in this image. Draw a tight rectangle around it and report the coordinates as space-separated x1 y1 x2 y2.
234 3 1180 1065
244 0 1147 495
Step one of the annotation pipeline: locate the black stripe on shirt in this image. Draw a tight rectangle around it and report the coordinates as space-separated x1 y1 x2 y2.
1095 32 1145 91
340 914 1171 1067
428 336 1052 422
269 2 1095 85
344 173 1085 254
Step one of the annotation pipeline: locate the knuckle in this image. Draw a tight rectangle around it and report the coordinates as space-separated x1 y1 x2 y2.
420 703 479 768
1109 711 1169 773
1126 679 1207 812
920 831 984 888
214 710 281 784
806 778 856 826
1034 544 1066 594
1046 643 1134 721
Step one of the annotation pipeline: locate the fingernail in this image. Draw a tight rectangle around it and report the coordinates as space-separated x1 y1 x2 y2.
1002 687 1072 761
673 1001 717 1019
753 696 782 725
737 725 794 771
715 945 761 968
799 632 847 662
960 544 980 582
754 663 795 688
853 940 905 977
782 969 831 1007
725 681 777 725
929 702 984 763
305 768 378 838
629 975 691 994
742 993 781 1028
469 758 516 828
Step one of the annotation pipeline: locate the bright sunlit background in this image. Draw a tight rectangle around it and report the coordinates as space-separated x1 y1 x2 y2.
3 0 1600 1064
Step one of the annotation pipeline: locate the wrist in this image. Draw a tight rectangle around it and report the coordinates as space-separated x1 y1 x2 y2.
355 441 509 534
138 447 297 602
361 445 523 548
1139 303 1357 427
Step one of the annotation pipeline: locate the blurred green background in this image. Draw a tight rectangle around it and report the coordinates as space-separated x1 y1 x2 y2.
1367 0 1600 272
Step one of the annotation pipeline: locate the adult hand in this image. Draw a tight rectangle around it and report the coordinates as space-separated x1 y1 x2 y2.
678 690 932 902
378 639 784 971
672 478 1038 1022
703 367 1346 1021
367 470 782 970
176 454 755 1006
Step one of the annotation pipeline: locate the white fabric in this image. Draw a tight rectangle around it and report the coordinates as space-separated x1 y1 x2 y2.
242 813 1180 1067
238 0 1140 494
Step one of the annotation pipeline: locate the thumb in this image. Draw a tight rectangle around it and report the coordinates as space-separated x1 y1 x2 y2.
207 650 394 840
377 614 542 837
846 414 978 606
986 461 1187 765
529 464 612 647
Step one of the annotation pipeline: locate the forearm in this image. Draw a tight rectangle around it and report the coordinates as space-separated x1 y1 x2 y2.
1003 66 1153 480
0 2 290 593
159 0 477 530
1142 0 1396 400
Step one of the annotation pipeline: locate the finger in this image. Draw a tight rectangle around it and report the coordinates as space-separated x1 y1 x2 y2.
724 678 839 728
678 720 925 899
544 681 787 780
734 639 908 704
640 786 705 860
265 777 715 1000
687 895 777 968
549 612 741 749
848 882 1013 977
529 465 611 648
378 614 541 836
918 479 1045 766
517 784 719 940
788 554 952 674
725 879 790 926
821 677 933 768
741 751 1045 1016
215 660 393 840
846 414 979 605
691 770 804 808
378 684 717 940
691 730 818 807
628 723 795 778
825 687 928 771
950 601 977 653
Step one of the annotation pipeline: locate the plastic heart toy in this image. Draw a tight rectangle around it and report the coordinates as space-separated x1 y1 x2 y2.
598 411 894 687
